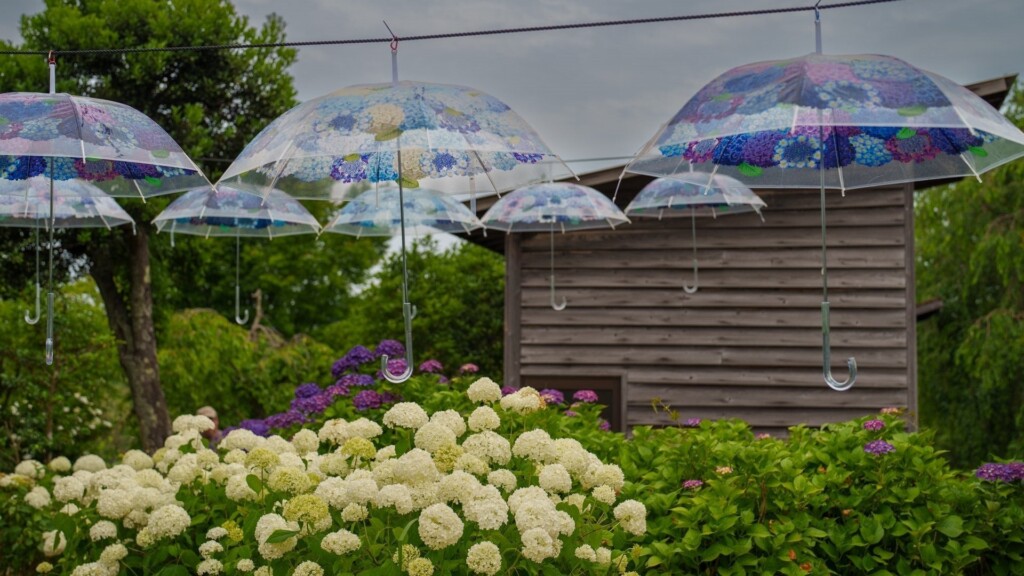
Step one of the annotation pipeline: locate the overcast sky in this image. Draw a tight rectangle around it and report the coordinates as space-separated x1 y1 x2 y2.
1 0 1021 175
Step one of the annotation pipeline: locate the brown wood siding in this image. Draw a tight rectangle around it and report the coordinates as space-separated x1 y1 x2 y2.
508 185 912 432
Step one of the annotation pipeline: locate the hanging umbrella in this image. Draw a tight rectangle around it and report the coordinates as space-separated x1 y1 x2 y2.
153 184 321 324
481 182 629 310
323 186 482 237
626 174 766 293
218 45 568 382
0 177 136 326
0 56 206 364
622 15 1024 391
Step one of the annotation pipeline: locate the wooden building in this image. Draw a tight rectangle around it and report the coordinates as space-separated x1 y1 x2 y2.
468 75 1016 436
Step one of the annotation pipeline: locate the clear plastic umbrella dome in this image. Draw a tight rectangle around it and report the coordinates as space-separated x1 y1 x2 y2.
481 182 630 233
626 174 766 218
323 186 482 237
0 177 135 230
153 185 321 239
0 92 207 197
625 53 1024 191
219 80 570 202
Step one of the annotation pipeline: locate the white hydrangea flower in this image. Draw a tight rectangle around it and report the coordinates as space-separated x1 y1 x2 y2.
592 485 616 505
69 562 107 576
563 493 586 510
318 419 350 446
254 513 299 560
553 438 592 478
462 431 511 466
454 453 490 477
595 546 612 565
89 520 117 542
375 445 397 461
292 561 323 576
235 559 255 572
47 457 72 473
315 477 348 509
96 488 133 519
61 503 81 516
172 414 214 434
414 421 457 453
467 406 501 432
513 498 559 537
199 540 224 559
278 452 307 470
222 449 247 465
41 530 66 557
487 469 517 493
143 504 191 540
218 429 261 452
462 485 509 530
291 429 320 455
265 435 297 454
575 543 597 561
613 499 648 536
583 463 625 491
395 449 440 485
15 459 44 479
418 503 464 550
73 455 106 473
206 527 228 541
122 450 154 471
408 482 441 511
371 458 399 486
520 527 558 563
466 541 502 576
225 474 258 502
512 429 556 463
499 387 544 414
25 486 52 509
341 502 369 522
320 529 361 555
317 452 349 477
99 543 128 564
375 484 414 515
344 476 379 505
253 567 272 576
437 471 482 505
538 464 572 494
196 559 223 576
266 466 311 494
467 378 501 403
347 418 383 439
383 402 429 430
508 486 548 515
168 454 202 484
429 409 466 437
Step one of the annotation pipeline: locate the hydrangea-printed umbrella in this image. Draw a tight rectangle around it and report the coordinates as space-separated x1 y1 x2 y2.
622 20 1024 390
0 57 207 364
220 49 569 382
626 174 766 294
482 182 629 310
152 185 321 324
0 178 135 328
322 186 482 237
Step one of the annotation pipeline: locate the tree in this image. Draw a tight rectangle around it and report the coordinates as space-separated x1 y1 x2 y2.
318 238 506 378
915 81 1024 467
0 0 353 451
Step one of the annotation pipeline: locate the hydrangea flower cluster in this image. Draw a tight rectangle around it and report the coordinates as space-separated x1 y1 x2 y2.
3 377 646 575
975 462 1024 483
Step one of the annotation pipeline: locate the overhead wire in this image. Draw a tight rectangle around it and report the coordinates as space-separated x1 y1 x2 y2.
0 0 902 57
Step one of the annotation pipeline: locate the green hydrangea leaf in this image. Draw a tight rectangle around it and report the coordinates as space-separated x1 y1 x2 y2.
968 146 988 157
896 127 917 139
375 127 402 141
150 149 170 159
144 176 162 186
738 162 762 177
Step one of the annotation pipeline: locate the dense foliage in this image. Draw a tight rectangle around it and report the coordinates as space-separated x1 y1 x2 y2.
915 81 1024 467
317 239 506 379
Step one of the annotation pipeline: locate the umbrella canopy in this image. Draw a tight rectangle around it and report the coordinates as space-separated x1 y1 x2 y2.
0 92 206 197
219 80 568 202
153 185 321 324
626 174 765 294
483 182 629 310
625 53 1024 190
0 177 135 229
323 186 482 237
624 50 1024 391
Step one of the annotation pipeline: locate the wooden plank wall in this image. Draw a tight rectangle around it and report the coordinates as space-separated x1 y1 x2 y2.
508 185 915 437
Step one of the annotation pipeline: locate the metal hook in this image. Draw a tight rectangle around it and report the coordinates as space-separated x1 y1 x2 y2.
234 236 249 325
822 302 857 391
381 302 415 383
683 210 699 294
549 226 567 310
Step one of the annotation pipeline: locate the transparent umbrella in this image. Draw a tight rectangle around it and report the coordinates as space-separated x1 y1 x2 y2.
153 184 321 324
625 174 766 294
481 182 629 310
621 13 1024 390
218 44 568 382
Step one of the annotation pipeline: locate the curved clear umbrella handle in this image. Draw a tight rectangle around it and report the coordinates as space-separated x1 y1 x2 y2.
381 302 416 383
25 282 41 324
822 302 856 391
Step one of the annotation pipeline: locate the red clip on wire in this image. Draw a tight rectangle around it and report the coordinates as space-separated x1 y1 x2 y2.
47 50 55 64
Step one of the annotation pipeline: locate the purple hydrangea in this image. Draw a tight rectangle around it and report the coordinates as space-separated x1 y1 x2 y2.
339 374 375 388
291 393 332 415
501 386 519 396
572 390 599 403
264 410 306 429
380 392 402 405
438 375 450 384
352 390 384 411
326 382 350 397
237 419 270 437
539 389 565 405
975 462 1024 483
294 382 322 399
864 439 896 456
683 418 702 428
374 339 405 359
418 359 444 374
563 410 579 417
682 479 704 490
458 363 479 375
862 419 885 431
377 358 408 380
331 345 375 377
598 419 611 431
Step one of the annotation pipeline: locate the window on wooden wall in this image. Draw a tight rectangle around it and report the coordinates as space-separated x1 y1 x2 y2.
520 375 625 432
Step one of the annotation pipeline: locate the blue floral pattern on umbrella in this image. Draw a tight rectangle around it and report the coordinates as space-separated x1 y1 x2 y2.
0 176 135 229
153 185 321 238
323 186 482 237
481 182 629 233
